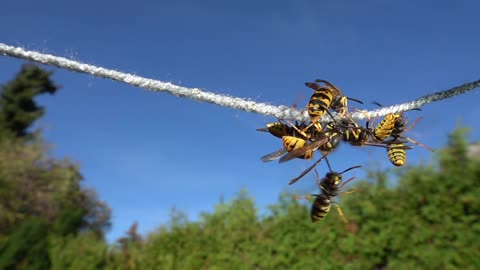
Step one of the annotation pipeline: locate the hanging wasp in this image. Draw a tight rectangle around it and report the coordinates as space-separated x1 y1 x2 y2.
260 137 312 162
283 123 345 185
307 79 364 118
369 102 434 152
280 115 379 186
280 107 342 160
262 107 340 165
259 121 321 162
318 160 362 199
257 94 308 139
386 142 407 166
256 121 307 139
299 159 362 224
336 118 415 156
369 101 422 143
295 79 363 139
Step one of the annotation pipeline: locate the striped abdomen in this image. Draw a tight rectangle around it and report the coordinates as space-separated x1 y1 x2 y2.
373 114 399 142
282 136 314 160
387 143 406 166
311 194 332 223
306 86 335 122
318 132 342 152
264 122 293 138
343 127 369 146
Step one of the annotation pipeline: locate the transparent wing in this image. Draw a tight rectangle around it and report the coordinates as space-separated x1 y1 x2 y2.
288 154 329 185
279 137 329 163
260 148 288 162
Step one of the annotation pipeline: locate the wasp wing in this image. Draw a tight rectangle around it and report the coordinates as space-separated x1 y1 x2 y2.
288 153 329 185
260 148 288 162
279 137 329 163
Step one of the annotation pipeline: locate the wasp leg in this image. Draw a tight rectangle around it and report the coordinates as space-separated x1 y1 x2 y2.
352 108 371 122
400 116 423 133
341 189 361 195
333 203 348 225
294 195 313 201
339 177 356 189
403 137 434 152
284 120 318 140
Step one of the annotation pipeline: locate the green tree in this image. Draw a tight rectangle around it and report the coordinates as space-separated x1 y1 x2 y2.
49 232 108 270
129 128 480 269
0 64 58 139
0 217 50 270
0 137 111 239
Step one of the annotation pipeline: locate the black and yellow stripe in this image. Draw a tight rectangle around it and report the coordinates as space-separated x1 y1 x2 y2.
373 113 400 142
387 143 406 166
306 86 335 122
311 194 332 223
282 136 314 160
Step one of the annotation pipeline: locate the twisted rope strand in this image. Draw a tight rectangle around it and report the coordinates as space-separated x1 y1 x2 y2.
1 43 478 122
364 79 480 120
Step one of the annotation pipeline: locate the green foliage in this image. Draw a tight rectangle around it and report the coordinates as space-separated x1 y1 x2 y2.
1 65 479 268
99 127 478 269
106 222 144 270
0 65 112 270
0 65 111 242
0 126 477 269
0 217 50 270
0 136 111 239
140 190 261 270
49 232 108 270
0 64 58 139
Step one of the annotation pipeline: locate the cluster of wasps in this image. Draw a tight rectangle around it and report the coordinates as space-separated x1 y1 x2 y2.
257 79 433 224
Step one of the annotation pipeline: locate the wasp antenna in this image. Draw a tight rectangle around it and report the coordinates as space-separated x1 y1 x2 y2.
372 101 384 107
325 156 333 173
340 165 362 175
347 96 364 104
324 107 337 123
314 169 322 186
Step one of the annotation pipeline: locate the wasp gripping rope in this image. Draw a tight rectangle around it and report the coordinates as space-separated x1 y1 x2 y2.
1 43 479 122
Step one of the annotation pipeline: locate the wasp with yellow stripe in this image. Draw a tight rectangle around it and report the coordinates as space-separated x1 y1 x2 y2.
297 159 361 224
386 142 407 166
258 121 321 162
261 106 341 165
369 101 423 143
295 79 363 138
283 122 344 185
337 118 413 153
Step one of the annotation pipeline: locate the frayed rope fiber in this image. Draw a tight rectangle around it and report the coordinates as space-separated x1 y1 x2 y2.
1 43 479 122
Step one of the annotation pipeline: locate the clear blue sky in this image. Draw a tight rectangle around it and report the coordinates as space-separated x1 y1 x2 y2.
1 0 479 242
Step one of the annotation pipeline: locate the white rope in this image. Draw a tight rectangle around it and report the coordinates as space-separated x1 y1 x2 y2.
1 43 479 122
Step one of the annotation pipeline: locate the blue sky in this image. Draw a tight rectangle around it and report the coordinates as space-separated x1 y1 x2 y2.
1 0 479 242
